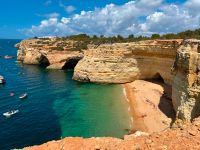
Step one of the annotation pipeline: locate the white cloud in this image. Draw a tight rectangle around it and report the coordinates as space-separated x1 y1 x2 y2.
39 12 60 18
139 4 200 35
136 0 163 8
59 1 76 13
64 5 76 13
61 17 70 24
184 0 200 15
21 0 200 37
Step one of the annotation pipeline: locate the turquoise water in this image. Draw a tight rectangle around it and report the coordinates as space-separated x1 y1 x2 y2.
0 39 131 150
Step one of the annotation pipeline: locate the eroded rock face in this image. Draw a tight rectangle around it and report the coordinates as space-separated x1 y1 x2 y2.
16 38 84 69
23 51 48 65
73 40 182 84
172 39 200 121
46 52 83 69
23 117 200 150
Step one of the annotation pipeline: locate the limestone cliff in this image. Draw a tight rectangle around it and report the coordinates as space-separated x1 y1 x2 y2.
172 39 200 121
17 38 200 149
73 40 182 84
17 38 200 121
16 38 83 69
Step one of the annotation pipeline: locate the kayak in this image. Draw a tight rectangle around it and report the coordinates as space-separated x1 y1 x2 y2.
3 110 19 117
19 93 28 99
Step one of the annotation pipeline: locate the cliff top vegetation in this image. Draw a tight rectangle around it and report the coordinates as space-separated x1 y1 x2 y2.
30 28 200 51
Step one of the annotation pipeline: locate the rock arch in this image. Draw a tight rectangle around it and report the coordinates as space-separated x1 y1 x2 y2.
39 55 50 67
62 57 81 70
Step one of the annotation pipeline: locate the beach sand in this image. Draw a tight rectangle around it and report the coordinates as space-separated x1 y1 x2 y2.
124 80 176 133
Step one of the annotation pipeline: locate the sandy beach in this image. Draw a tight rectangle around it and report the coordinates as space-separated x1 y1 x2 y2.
123 80 176 133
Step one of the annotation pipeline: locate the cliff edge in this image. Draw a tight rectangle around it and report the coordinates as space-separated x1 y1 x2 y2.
172 39 200 121
73 40 182 84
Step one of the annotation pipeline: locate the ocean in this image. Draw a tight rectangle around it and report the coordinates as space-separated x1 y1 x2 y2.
0 39 131 150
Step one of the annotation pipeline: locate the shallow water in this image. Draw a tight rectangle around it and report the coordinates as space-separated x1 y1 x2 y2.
0 39 131 150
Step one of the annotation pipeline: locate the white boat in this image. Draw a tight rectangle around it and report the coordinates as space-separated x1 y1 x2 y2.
0 75 5 84
4 55 14 59
3 110 19 117
19 93 28 99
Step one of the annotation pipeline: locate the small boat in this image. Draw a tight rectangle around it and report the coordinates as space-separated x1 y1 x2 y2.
19 93 28 99
0 75 5 84
3 110 19 117
4 55 15 59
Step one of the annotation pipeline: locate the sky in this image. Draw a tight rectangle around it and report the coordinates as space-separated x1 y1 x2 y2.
0 0 199 39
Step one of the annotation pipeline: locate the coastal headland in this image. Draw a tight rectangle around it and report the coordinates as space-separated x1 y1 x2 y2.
16 37 200 149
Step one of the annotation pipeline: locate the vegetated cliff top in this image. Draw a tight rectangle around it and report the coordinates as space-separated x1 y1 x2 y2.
16 37 89 52
17 28 200 51
33 27 200 43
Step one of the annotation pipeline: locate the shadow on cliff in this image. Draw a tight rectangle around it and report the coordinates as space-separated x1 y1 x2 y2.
146 73 176 125
158 84 176 123
191 94 200 121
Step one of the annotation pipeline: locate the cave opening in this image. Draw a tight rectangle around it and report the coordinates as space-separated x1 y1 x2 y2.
152 73 164 83
62 58 80 70
39 56 50 68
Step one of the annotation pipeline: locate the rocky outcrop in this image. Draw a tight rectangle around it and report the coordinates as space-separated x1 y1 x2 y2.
16 38 83 69
172 39 200 121
45 52 83 69
73 40 182 84
23 117 200 150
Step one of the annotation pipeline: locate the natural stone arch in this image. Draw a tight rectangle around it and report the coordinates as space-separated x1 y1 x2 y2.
62 57 81 70
39 55 50 67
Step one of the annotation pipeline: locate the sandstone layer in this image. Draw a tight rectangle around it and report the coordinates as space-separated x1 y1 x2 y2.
73 40 182 84
172 39 200 121
23 117 200 150
16 38 83 69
